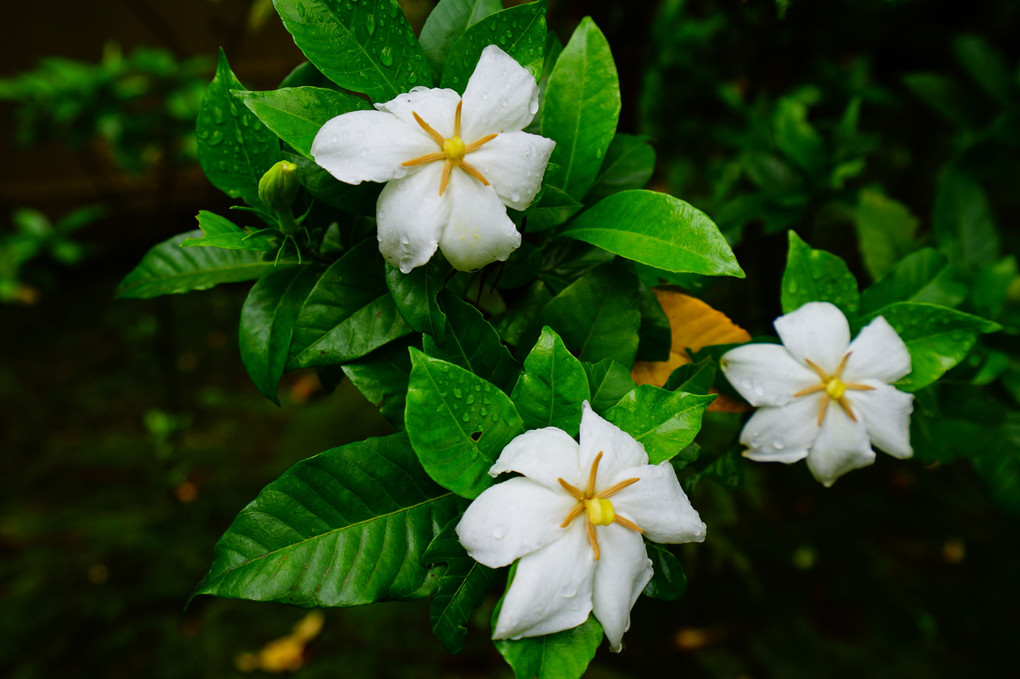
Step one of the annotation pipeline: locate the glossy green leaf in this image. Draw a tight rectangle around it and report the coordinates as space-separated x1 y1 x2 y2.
781 231 860 317
234 86 371 159
525 184 584 232
115 230 284 299
854 188 919 281
583 358 636 414
341 335 419 429
643 542 687 601
424 293 520 394
423 518 499 654
492 279 554 348
859 302 1000 391
954 34 1013 104
636 281 671 362
272 0 433 102
180 211 277 251
386 259 449 338
605 385 715 465
405 350 524 499
441 0 547 90
903 73 982 129
192 434 460 606
197 51 281 206
585 134 656 203
287 240 410 369
420 0 503 71
774 98 825 175
970 255 1018 320
934 167 1000 268
511 327 591 437
562 191 744 277
495 613 603 679
664 357 717 395
539 258 642 367
541 17 620 200
239 265 319 403
860 248 967 315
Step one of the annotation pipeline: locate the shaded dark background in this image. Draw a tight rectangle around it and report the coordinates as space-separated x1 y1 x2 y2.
2 1 1019 677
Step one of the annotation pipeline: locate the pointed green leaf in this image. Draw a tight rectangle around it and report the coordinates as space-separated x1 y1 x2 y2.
492 279 555 348
562 190 744 277
934 167 1000 268
854 188 920 281
272 0 433 101
525 184 584 232
406 350 524 499
192 434 460 606
860 248 967 314
181 211 277 251
511 327 591 436
341 335 419 429
585 134 656 203
386 259 449 338
441 1 547 89
198 51 281 206
420 0 503 71
605 385 715 465
495 613 603 679
664 357 717 395
774 98 825 175
583 358 636 413
781 231 860 316
643 541 687 601
637 281 671 361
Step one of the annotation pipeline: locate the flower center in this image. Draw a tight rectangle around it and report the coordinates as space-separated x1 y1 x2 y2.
557 451 643 560
793 352 875 426
400 99 498 196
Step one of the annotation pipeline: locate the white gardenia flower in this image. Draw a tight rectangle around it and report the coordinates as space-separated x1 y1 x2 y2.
456 402 706 652
720 301 914 486
311 45 555 273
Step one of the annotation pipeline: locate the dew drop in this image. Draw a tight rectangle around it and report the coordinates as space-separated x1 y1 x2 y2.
365 13 376 36
492 525 507 539
466 395 475 404
461 412 471 423
453 387 463 398
380 46 394 67
207 130 225 146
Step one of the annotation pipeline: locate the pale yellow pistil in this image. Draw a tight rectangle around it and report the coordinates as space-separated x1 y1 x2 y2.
558 451 643 560
401 100 498 196
792 352 875 426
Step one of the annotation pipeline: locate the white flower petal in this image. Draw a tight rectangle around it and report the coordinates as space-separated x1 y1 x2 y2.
437 171 521 271
806 404 876 486
843 315 912 383
848 380 914 459
610 462 706 544
720 343 819 407
312 110 435 184
579 402 648 480
492 521 595 640
467 131 555 210
591 524 653 653
489 427 584 491
375 86 462 139
461 45 540 140
739 396 822 462
375 164 449 273
456 477 577 569
774 302 851 375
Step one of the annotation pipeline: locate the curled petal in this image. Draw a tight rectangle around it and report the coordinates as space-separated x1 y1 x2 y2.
807 404 876 487
456 477 576 569
489 427 584 491
376 164 449 273
611 462 706 544
312 110 435 184
774 302 851 375
843 315 912 384
591 524 653 652
849 380 914 459
467 131 555 210
739 396 822 462
579 402 648 480
720 343 819 407
375 87 462 139
492 521 595 640
461 45 540 140
437 171 521 271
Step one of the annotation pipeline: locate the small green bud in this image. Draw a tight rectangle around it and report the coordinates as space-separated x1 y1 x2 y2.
258 160 300 212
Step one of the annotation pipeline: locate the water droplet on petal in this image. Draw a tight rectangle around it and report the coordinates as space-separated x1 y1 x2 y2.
493 526 507 539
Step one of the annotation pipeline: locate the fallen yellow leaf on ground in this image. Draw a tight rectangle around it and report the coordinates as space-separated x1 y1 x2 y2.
235 611 325 673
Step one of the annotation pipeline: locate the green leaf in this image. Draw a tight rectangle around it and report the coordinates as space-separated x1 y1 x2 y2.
405 350 524 499
441 0 547 90
934 167 1000 269
341 335 419 429
541 17 620 200
781 231 860 316
773 98 825 175
116 230 284 299
386 259 449 338
192 434 460 606
495 614 603 679
903 73 982 129
859 248 967 315
539 258 642 366
636 281 671 362
423 519 499 654
664 357 717 395
643 542 687 601
859 302 1000 391
562 190 744 277
970 255 1018 320
524 184 584 232
290 154 381 213
954 34 1013 105
234 86 371 159
492 279 554 347
854 188 920 281
271 0 433 102
180 211 277 251
511 327 591 437
420 0 503 71
287 240 410 369
424 293 521 394
197 51 281 206
583 358 636 413
585 134 656 203
239 265 319 403
605 385 714 465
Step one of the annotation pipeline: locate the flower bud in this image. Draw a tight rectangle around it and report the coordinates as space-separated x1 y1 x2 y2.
258 160 300 212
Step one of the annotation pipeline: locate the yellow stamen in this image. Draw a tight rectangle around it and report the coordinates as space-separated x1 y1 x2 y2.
558 451 643 561
614 515 644 533
584 498 615 527
797 351 876 426
399 99 496 195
